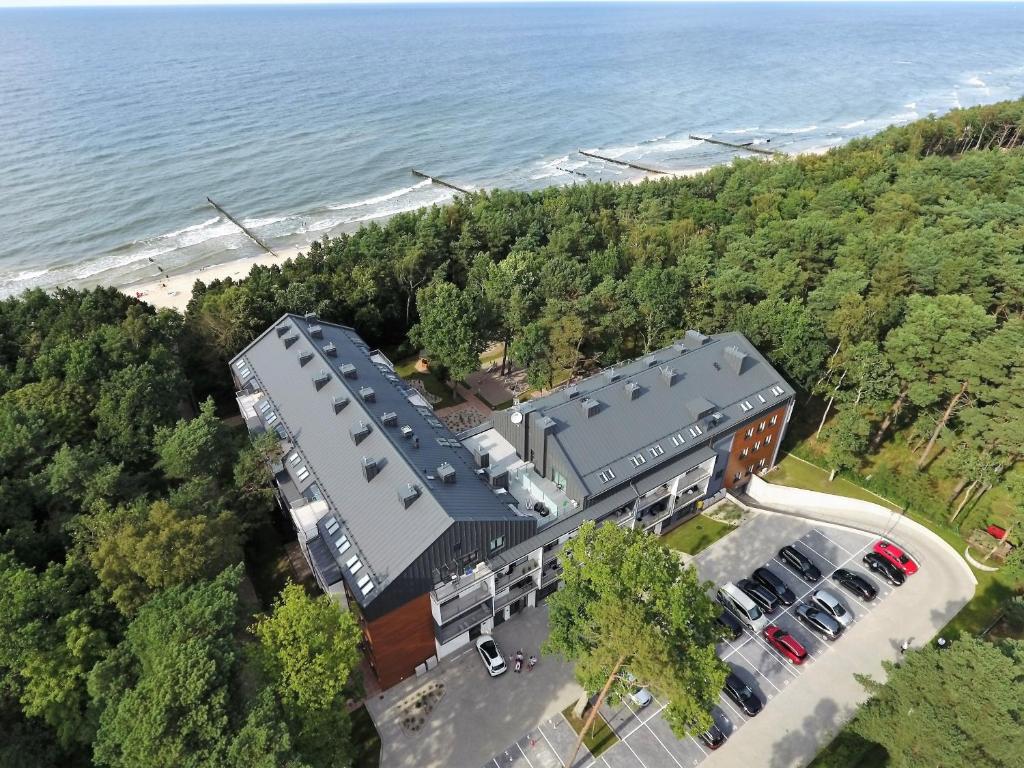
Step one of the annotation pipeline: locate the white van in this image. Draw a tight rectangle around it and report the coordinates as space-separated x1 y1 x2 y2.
716 582 768 632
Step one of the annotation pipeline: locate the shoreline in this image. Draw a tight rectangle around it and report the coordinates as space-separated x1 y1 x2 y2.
121 153 834 314
119 166 716 313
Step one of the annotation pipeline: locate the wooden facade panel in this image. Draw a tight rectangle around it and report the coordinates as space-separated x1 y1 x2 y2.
724 404 790 489
363 592 435 689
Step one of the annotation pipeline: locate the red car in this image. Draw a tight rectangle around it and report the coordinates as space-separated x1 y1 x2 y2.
763 625 807 665
873 540 919 575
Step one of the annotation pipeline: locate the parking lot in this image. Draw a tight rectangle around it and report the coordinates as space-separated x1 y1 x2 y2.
483 513 904 768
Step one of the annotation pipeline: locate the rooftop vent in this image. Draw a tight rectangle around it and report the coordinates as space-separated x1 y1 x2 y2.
359 386 376 403
397 482 421 509
400 425 414 439
687 396 716 421
475 447 490 468
437 462 456 484
276 324 291 337
361 456 379 482
646 356 660 368
332 395 349 414
723 345 750 375
340 363 357 379
566 385 579 399
313 369 331 390
536 415 556 433
298 350 313 366
283 334 298 349
323 342 337 357
683 329 710 349
309 324 323 339
304 312 318 324
624 381 641 400
381 411 398 427
350 420 371 445
605 368 620 382
580 397 600 418
661 366 678 386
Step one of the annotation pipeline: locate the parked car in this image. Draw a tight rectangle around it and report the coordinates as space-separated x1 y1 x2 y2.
752 566 797 606
873 540 919 575
794 603 844 641
716 582 768 632
737 578 780 615
716 610 744 640
778 545 822 583
810 588 854 628
863 552 907 586
831 568 878 601
624 672 652 708
763 625 807 665
723 671 763 716
476 635 507 677
700 723 727 750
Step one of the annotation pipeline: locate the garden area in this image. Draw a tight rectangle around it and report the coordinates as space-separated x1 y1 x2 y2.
561 705 618 758
660 511 736 555
392 355 463 409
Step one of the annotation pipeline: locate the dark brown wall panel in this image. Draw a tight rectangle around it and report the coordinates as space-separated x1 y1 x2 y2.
363 592 435 689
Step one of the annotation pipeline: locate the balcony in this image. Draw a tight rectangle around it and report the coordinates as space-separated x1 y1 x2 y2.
435 601 492 645
437 582 492 624
540 561 563 586
494 579 536 611
494 558 539 592
432 565 491 604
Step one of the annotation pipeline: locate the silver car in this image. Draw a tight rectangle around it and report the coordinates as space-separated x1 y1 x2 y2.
810 588 853 628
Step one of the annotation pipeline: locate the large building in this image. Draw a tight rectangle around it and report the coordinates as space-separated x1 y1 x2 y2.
231 316 795 688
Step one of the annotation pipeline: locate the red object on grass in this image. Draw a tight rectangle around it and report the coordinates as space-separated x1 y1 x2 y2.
987 525 1007 540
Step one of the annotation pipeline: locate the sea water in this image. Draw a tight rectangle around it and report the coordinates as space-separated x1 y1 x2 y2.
1 2 1023 297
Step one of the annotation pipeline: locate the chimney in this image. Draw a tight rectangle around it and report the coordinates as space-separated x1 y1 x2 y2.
661 366 677 386
381 411 398 427
283 334 298 349
475 447 490 468
323 342 337 357
349 420 371 445
605 368 620 382
359 386 376 403
723 345 749 375
332 395 349 414
683 329 709 349
437 462 456 484
298 350 313 367
580 398 600 418
309 324 323 339
361 456 379 482
624 381 641 400
397 482 421 509
276 324 291 337
304 312 318 324
313 369 331 390
339 363 357 379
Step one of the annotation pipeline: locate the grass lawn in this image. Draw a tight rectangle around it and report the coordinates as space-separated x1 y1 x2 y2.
561 704 618 758
351 705 381 768
661 513 735 555
770 455 900 510
393 356 463 409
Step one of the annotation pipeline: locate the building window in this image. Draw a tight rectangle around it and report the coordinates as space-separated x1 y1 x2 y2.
733 472 742 482
765 434 772 445
740 400 753 412
747 465 755 475
649 444 665 458
758 421 766 432
740 448 749 458
771 385 785 397
599 468 616 483
629 453 647 468
757 457 766 469
671 433 685 447
754 440 761 451
745 428 754 439
489 536 505 554
770 414 778 426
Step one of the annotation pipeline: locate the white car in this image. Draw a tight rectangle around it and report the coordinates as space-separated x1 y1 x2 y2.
624 671 652 708
810 588 854 628
476 635 507 677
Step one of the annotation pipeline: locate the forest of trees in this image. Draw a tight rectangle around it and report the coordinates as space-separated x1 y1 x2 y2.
2 98 1024 765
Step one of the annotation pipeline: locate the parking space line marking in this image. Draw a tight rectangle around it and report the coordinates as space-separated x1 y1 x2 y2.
492 758 501 768
516 742 536 768
746 629 802 679
717 693 746 722
641 722 686 768
536 722 560 766
794 539 836 569
811 528 855 557
687 732 708 757
732 643 783 693
622 736 650 768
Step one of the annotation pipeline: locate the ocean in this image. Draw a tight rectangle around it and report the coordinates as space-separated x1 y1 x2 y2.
1 2 1023 298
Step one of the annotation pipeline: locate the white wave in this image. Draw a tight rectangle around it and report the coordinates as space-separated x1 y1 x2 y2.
11 267 51 282
964 75 987 88
585 144 639 160
904 102 917 110
888 111 919 124
893 60 914 65
764 125 819 134
641 137 701 155
241 214 289 229
162 216 221 240
723 126 761 135
839 119 867 130
326 179 432 211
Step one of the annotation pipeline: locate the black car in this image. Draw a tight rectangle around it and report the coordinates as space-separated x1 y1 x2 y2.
794 603 844 641
778 545 822 583
862 552 906 586
723 672 763 716
700 723 727 750
737 578 780 615
716 610 744 640
831 568 878 601
752 566 797 606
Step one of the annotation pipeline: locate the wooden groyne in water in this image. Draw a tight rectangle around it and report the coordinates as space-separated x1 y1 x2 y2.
577 149 668 175
207 197 279 257
688 135 782 157
411 169 472 195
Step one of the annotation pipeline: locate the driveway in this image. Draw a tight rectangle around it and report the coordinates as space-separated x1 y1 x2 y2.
368 604 583 768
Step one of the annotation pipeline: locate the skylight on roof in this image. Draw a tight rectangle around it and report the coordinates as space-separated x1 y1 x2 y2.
758 393 766 403
259 400 271 413
671 433 685 447
629 454 646 468
325 517 339 535
266 412 278 424
771 385 785 397
289 452 301 465
356 573 371 589
598 467 616 483
234 359 246 370
740 401 753 412
349 560 363 575
650 444 665 458
345 555 359 569
296 466 310 481
335 536 350 554
360 579 374 596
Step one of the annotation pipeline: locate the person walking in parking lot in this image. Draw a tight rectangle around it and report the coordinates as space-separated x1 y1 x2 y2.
900 639 910 654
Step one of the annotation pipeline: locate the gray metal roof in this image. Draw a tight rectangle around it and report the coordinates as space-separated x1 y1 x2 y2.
231 314 523 606
514 332 794 497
